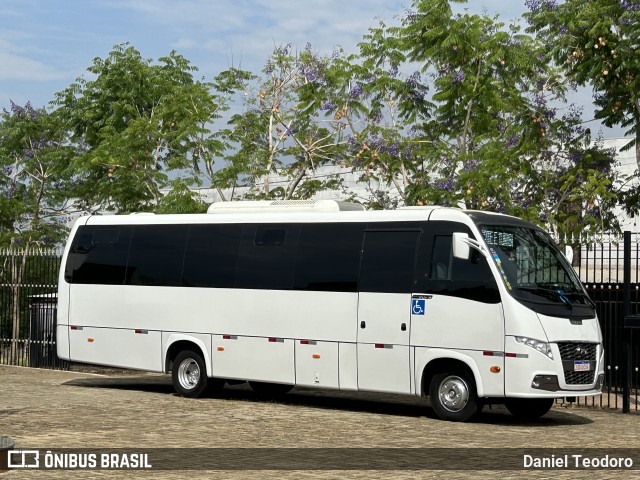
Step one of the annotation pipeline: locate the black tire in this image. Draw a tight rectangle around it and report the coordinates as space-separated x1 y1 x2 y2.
429 369 481 422
249 381 293 399
172 350 208 398
505 398 554 420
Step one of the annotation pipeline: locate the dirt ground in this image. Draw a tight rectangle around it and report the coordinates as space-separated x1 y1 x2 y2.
1 365 639 479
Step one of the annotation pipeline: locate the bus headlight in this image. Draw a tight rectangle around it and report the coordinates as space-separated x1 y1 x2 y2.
515 336 553 360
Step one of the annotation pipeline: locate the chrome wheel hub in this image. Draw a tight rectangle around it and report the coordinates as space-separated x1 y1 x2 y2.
178 359 200 390
438 376 470 412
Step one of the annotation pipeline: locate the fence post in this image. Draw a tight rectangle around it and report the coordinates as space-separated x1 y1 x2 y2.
623 231 631 414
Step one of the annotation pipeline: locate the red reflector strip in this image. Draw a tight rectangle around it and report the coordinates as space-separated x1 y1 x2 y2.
505 352 529 358
374 344 392 349
483 351 504 357
134 329 148 334
70 326 83 331
268 338 284 343
300 340 317 345
222 335 237 340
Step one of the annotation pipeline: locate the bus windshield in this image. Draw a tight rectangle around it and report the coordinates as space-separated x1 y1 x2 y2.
479 225 593 312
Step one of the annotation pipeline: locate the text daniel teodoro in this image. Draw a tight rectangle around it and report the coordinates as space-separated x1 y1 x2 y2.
8 450 152 469
524 453 633 469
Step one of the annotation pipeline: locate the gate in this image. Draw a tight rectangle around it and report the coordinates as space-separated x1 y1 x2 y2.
0 248 69 370
569 232 640 412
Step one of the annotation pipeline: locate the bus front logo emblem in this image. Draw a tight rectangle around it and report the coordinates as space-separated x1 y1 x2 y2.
412 299 425 316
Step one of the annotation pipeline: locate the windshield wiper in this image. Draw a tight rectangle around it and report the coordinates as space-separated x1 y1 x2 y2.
517 286 573 310
517 286 596 310
562 290 597 309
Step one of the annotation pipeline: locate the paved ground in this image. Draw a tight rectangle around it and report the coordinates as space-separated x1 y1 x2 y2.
1 365 639 479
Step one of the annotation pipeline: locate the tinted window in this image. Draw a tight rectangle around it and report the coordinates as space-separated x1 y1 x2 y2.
294 223 364 292
66 225 132 284
126 225 188 286
182 224 242 288
359 231 419 293
416 223 500 303
235 224 300 290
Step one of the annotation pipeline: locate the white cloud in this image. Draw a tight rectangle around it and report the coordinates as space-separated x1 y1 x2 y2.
0 38 65 81
172 38 198 50
105 0 404 69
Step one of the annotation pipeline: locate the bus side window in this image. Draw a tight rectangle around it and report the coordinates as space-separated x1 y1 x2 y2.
418 229 500 303
235 224 300 290
359 231 419 294
429 235 453 280
126 225 188 287
293 223 363 292
182 224 242 288
67 226 132 285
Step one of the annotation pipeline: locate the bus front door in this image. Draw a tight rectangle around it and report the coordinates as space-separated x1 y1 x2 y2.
356 230 419 395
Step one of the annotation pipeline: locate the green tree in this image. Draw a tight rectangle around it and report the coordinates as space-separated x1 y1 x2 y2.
55 43 221 213
356 0 623 239
216 44 351 200
0 101 75 248
155 179 207 214
0 100 76 359
524 0 640 168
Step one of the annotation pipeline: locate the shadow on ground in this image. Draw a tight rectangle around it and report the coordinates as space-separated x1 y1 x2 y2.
62 375 594 426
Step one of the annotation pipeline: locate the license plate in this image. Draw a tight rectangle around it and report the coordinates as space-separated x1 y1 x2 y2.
574 360 590 372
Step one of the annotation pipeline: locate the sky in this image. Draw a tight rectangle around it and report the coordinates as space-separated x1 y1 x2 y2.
0 0 623 137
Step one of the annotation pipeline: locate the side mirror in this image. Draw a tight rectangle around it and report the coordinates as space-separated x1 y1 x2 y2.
453 232 470 260
564 246 574 264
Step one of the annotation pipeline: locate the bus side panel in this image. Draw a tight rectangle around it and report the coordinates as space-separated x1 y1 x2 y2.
338 343 358 390
69 327 162 371
211 335 295 384
57 217 88 361
295 340 339 388
410 295 504 352
194 289 357 342
56 325 70 361
70 287 357 344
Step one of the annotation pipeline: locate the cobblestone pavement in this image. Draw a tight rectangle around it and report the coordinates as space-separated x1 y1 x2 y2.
1 365 639 479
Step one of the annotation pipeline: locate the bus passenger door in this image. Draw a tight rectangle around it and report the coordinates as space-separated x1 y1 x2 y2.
357 230 419 394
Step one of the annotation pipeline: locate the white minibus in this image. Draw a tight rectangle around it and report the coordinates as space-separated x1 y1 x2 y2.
56 200 604 421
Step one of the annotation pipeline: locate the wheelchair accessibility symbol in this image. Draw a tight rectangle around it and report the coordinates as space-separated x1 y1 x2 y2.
411 299 425 315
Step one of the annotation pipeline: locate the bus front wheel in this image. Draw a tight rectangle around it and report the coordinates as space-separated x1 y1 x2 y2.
429 369 480 422
172 350 208 398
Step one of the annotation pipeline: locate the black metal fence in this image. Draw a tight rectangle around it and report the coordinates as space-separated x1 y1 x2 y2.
566 233 640 412
1 236 640 412
0 248 69 370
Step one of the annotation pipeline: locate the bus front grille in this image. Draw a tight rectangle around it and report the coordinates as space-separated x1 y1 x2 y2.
557 342 598 385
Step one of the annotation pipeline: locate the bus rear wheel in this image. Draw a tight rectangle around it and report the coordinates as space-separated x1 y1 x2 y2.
429 369 481 422
172 350 208 398
505 398 554 420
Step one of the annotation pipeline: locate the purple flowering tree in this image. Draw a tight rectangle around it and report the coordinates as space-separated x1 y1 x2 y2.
368 0 623 240
525 0 640 219
215 44 351 200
